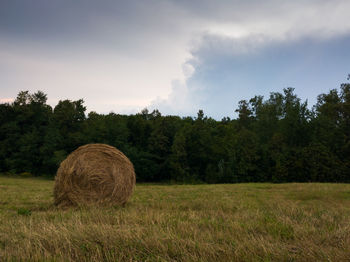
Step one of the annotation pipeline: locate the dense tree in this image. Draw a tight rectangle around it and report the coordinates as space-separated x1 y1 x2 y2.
1 78 350 183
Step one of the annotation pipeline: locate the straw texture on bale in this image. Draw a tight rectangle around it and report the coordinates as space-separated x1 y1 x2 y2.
54 143 136 207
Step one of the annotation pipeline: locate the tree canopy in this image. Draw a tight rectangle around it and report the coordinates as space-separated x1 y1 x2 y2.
1 81 349 183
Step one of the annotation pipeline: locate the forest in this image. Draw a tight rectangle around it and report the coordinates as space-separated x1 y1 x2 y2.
0 79 349 183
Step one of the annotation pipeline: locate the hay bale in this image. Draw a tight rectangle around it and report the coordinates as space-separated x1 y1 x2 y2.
54 143 136 207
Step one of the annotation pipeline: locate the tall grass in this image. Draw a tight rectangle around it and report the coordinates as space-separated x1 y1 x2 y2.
0 177 350 261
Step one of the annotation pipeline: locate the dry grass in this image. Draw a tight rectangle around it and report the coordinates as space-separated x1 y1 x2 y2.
54 144 135 207
1 177 350 261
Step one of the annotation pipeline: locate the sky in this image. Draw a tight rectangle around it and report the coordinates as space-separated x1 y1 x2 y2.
1 0 350 119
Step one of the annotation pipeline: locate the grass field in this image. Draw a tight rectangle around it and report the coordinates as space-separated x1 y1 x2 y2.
1 177 350 261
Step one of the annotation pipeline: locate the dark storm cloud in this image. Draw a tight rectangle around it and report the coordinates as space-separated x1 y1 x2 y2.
0 0 186 49
1 1 127 37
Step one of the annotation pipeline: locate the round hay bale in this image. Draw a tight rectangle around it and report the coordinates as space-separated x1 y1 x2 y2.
54 143 136 207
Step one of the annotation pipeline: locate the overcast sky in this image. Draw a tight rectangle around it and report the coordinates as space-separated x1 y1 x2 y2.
1 0 350 119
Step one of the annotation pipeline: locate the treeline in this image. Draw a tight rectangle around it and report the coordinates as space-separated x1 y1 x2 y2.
0 80 349 183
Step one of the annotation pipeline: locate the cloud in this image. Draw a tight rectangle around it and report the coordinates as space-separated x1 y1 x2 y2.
0 42 191 113
174 0 350 39
149 0 350 118
151 32 350 119
1 0 350 117
0 0 194 113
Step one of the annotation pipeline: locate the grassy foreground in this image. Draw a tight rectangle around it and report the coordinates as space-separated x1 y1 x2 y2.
1 177 350 261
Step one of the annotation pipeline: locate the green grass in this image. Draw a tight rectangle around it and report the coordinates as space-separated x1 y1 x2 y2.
1 177 350 261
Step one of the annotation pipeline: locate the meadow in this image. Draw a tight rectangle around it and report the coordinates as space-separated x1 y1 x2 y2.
0 176 350 261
